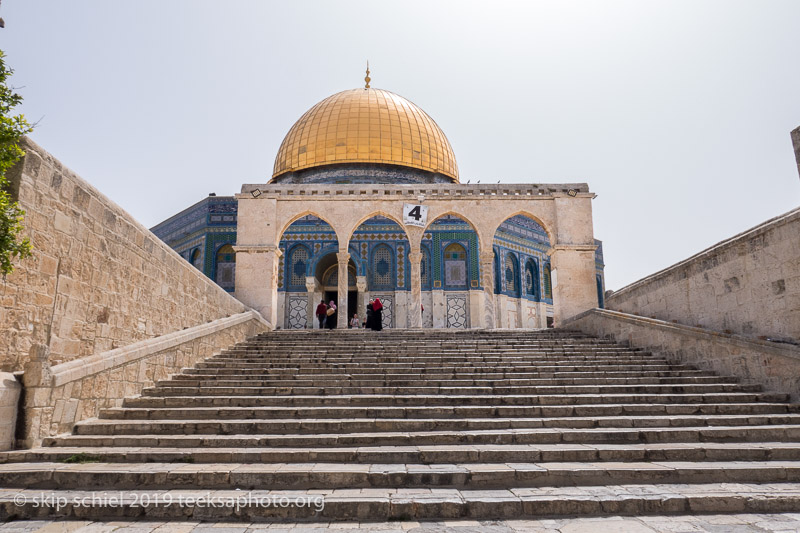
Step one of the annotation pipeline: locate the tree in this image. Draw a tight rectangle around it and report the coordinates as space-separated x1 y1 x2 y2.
0 49 33 278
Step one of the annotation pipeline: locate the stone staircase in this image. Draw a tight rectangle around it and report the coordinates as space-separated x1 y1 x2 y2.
2 329 800 521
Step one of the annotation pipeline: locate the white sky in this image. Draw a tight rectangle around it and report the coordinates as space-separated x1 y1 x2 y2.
4 1 800 291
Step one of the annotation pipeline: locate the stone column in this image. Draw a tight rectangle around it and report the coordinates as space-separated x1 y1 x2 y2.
306 277 318 329
357 276 368 327
479 252 496 329
408 252 423 328
549 244 598 326
233 245 282 327
336 252 350 329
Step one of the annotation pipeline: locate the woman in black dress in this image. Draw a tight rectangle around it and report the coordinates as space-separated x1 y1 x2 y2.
365 301 374 330
371 298 383 331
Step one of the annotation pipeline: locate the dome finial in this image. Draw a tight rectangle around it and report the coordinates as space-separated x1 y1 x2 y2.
364 61 371 89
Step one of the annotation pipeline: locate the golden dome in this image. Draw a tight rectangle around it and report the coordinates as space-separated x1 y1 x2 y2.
271 88 459 182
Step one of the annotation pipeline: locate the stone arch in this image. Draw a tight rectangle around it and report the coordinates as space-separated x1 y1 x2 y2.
424 210 484 251
488 209 556 248
346 210 411 243
277 211 341 243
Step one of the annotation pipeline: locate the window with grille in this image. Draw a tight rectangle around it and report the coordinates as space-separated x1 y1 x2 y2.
526 259 540 300
289 246 309 288
544 262 552 299
372 245 393 288
504 252 518 293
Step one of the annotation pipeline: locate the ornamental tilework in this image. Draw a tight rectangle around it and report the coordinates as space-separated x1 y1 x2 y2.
446 294 468 329
397 244 405 288
287 296 308 329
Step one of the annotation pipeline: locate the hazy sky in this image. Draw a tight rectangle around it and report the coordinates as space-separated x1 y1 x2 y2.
4 1 800 291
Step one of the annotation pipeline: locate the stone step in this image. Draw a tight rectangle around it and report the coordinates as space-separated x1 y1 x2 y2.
123 392 790 408
195 361 690 370
1 460 799 490
156 376 733 388
3 483 800 521
99 402 798 421
7 442 800 464
46 424 800 448
70 414 800 436
179 368 717 377
141 383 761 396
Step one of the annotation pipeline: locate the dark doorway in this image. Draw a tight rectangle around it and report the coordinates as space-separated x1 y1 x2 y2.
324 291 359 326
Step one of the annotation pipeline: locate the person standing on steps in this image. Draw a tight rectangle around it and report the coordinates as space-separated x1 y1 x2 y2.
326 300 337 329
366 300 374 330
371 297 383 331
350 314 360 329
315 300 327 330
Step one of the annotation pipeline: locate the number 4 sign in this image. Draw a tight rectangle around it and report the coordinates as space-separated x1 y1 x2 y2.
403 203 429 227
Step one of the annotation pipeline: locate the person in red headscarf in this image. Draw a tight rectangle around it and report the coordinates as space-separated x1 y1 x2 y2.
371 297 383 331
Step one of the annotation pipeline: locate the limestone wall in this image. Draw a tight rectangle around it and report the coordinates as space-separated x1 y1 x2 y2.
1 137 251 372
606 207 800 342
564 309 800 401
23 311 267 446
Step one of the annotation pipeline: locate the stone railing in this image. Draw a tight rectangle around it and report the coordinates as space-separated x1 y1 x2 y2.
563 308 800 401
19 310 271 448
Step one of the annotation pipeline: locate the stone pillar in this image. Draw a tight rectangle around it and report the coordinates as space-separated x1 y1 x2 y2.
306 277 319 329
408 252 423 328
549 244 598 326
336 252 350 329
357 276 367 327
233 245 282 327
479 252 496 329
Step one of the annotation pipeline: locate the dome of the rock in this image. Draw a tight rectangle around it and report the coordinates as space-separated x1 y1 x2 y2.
271 88 459 183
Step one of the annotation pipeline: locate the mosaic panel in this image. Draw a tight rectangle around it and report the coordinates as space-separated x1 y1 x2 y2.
287 296 308 329
446 294 468 329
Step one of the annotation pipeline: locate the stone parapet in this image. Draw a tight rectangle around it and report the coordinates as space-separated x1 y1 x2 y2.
563 308 800 401
1 137 251 372
238 182 592 200
606 206 800 343
21 311 270 447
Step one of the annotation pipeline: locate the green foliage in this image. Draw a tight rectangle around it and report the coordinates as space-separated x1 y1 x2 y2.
0 49 33 278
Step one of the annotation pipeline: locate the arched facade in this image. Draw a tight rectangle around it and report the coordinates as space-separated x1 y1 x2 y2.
234 182 604 329
152 84 606 328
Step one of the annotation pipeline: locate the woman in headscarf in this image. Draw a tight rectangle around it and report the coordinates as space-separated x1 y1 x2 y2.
371 297 383 331
326 300 337 329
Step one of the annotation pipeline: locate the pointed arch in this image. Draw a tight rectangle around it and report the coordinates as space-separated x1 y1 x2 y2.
489 210 555 248
277 211 340 242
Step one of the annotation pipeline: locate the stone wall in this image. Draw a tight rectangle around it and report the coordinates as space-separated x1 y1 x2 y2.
563 309 800 401
23 311 267 447
1 137 251 372
606 206 800 343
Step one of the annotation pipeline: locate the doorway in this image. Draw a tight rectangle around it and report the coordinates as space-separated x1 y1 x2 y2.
324 290 358 326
